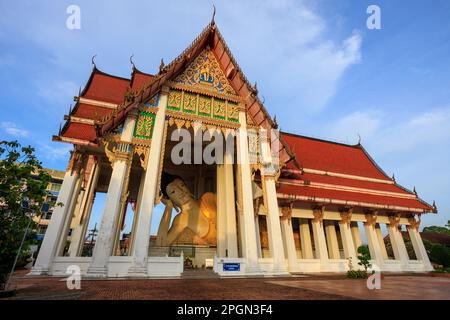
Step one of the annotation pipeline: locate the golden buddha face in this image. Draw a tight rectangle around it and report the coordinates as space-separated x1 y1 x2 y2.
165 178 193 207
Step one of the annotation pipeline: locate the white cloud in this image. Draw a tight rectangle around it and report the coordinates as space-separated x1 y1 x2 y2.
0 121 29 137
328 110 383 144
219 1 363 112
0 1 362 113
377 107 450 154
36 79 79 104
322 107 450 154
37 143 72 161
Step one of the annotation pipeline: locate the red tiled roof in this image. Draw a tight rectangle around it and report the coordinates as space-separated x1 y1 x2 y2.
277 184 431 212
62 123 97 142
130 68 154 91
81 67 130 104
72 103 112 120
278 133 435 213
282 132 390 181
298 172 409 194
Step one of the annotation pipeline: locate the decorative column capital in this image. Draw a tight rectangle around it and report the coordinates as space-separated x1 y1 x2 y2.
102 140 134 164
66 149 86 174
312 205 325 223
388 213 401 228
339 208 353 225
364 211 378 226
407 215 421 231
280 202 293 221
160 85 170 95
127 109 139 120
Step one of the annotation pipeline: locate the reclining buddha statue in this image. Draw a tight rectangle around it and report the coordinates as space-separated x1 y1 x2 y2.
156 172 217 246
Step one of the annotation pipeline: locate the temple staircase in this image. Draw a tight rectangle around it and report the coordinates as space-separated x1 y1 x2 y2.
181 268 219 279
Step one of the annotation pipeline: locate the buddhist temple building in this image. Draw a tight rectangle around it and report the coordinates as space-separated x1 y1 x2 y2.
31 19 436 278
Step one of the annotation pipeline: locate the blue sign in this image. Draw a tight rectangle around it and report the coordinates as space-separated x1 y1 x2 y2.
223 263 240 271
35 234 44 241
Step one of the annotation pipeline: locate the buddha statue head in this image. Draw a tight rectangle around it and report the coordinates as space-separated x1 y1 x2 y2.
161 172 193 208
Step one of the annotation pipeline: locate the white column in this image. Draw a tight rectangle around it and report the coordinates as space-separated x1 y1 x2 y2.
129 171 146 252
281 217 298 272
350 221 362 250
236 111 259 273
338 213 357 267
262 176 288 273
388 220 409 266
216 163 227 257
311 208 329 266
375 223 389 259
30 153 82 275
128 88 168 276
407 223 433 271
364 213 384 270
324 220 340 259
255 215 262 258
224 146 238 258
87 114 136 277
299 219 314 259
68 159 99 257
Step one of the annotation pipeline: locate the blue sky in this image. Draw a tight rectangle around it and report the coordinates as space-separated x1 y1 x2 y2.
0 0 449 234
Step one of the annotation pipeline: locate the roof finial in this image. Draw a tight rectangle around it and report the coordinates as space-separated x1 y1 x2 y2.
252 81 258 95
91 54 97 68
392 173 396 182
159 58 165 73
413 186 417 195
130 54 135 70
357 133 362 145
211 4 216 24
433 200 437 210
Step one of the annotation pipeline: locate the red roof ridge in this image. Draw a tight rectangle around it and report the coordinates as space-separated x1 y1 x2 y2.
281 131 360 149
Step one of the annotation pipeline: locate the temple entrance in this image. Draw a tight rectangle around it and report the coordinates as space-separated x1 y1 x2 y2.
147 123 238 269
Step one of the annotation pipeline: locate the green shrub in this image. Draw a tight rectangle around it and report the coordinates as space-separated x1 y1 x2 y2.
357 245 372 272
347 270 368 279
429 244 450 268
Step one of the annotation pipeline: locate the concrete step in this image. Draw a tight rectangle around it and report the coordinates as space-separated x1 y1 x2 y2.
182 268 219 279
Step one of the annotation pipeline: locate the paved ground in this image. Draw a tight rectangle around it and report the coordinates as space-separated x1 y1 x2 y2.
2 270 450 300
269 275 450 300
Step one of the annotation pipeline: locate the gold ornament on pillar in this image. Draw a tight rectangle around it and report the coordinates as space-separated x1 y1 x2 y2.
407 215 421 231
388 213 401 229
280 203 293 222
66 149 86 174
364 211 378 226
339 208 353 225
312 205 325 223
102 139 134 164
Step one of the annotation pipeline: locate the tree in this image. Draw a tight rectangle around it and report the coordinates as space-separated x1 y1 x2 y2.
422 226 450 236
429 244 450 268
357 245 372 272
0 141 51 290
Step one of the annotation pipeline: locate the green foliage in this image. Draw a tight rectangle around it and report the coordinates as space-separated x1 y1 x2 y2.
0 140 51 289
422 226 450 236
347 270 369 279
357 245 372 273
429 244 450 268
